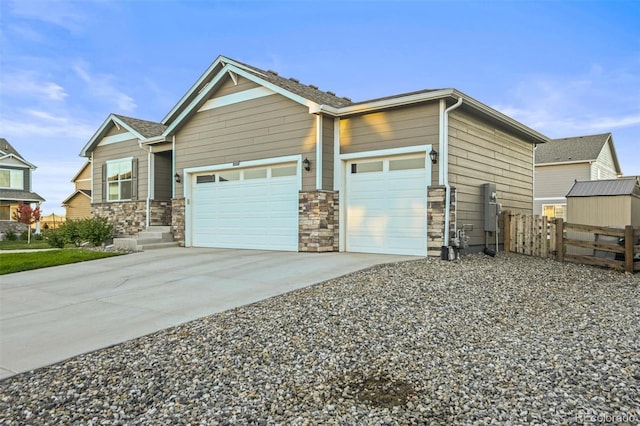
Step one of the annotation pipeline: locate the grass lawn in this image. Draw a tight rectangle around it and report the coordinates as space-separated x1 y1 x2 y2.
0 240 52 250
0 249 124 275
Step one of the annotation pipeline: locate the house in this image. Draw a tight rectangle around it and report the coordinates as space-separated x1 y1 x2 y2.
534 133 622 219
80 55 548 256
62 161 92 220
0 138 45 236
566 178 640 227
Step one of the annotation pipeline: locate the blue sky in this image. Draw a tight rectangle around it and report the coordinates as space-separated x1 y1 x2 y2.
1 0 639 215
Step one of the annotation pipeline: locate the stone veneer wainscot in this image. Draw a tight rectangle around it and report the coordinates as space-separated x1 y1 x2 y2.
298 190 338 252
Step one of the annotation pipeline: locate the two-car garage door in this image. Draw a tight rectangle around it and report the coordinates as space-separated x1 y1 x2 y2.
190 163 299 251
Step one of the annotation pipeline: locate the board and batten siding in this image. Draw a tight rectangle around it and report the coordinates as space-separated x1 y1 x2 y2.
174 91 317 197
448 110 534 247
339 103 440 184
322 115 334 190
567 196 634 227
92 138 148 202
591 141 619 180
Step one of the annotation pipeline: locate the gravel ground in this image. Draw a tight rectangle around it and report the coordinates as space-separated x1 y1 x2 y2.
1 253 639 425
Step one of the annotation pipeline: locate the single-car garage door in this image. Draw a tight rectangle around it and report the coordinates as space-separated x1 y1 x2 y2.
346 155 428 256
190 163 299 251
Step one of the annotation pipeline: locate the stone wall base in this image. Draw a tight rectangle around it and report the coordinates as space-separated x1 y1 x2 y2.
171 198 185 246
299 190 338 252
92 200 172 237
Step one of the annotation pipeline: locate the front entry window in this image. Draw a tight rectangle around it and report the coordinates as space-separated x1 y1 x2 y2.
106 159 132 201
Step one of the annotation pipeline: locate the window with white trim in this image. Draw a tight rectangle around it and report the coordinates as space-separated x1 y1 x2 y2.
106 159 133 201
0 168 24 190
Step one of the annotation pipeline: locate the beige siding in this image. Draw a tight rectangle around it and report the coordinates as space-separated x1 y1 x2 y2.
74 163 92 191
340 103 440 184
448 110 535 246
632 195 640 227
175 93 317 197
214 76 260 97
592 141 619 179
65 193 91 220
92 138 147 202
567 196 631 227
322 115 334 190
534 163 590 198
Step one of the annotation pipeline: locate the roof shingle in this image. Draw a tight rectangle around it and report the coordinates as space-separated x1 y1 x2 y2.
113 115 167 138
535 133 611 164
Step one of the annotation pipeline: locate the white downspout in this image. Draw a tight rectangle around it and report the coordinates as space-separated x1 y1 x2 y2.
139 141 152 228
443 96 463 247
172 135 176 199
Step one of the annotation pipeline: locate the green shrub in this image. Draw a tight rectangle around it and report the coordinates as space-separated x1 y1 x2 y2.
56 217 113 247
5 230 17 241
20 230 29 241
46 229 66 248
79 216 113 246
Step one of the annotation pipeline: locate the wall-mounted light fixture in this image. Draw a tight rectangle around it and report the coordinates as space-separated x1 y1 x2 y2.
174 172 181 183
303 157 311 171
429 148 438 164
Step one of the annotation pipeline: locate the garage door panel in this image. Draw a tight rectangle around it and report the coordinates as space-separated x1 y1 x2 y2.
191 164 298 251
346 155 427 256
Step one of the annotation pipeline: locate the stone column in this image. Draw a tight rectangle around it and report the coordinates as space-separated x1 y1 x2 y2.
171 198 185 246
298 190 339 252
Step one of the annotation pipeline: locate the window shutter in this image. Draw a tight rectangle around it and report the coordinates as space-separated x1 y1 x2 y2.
131 158 138 200
102 164 107 202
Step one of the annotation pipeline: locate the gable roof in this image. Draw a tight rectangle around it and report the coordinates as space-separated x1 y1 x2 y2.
80 114 166 157
0 138 37 169
160 55 548 144
566 178 640 197
535 133 621 170
62 189 91 205
70 161 91 182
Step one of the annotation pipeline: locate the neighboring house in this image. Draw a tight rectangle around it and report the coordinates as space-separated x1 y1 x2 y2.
0 138 45 227
62 161 92 220
80 55 548 256
534 133 622 219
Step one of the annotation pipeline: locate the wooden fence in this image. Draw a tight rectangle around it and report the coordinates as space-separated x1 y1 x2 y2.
503 210 640 273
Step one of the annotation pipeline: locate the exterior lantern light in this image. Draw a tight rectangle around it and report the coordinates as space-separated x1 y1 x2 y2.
429 149 438 164
174 173 181 183
303 157 311 171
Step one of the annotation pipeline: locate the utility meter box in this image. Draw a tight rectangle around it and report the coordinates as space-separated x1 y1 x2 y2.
482 183 498 232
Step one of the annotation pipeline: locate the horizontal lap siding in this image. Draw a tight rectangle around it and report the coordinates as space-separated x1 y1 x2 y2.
534 163 590 198
105 125 129 137
92 139 148 201
340 103 440 184
215 76 260 97
175 93 316 197
448 110 534 246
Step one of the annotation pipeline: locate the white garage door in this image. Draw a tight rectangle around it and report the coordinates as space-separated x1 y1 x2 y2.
190 163 299 251
346 155 428 256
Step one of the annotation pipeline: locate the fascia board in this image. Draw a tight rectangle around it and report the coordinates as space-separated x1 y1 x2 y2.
163 64 321 136
330 89 456 116
161 55 227 125
69 161 91 182
141 135 171 145
160 55 263 125
0 154 36 169
453 89 549 145
535 160 591 167
80 114 145 157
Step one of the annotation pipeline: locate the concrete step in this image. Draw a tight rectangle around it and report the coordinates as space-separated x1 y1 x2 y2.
146 225 172 233
138 241 181 251
113 238 140 251
137 231 174 242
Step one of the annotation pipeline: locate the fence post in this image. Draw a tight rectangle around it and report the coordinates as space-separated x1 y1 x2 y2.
555 218 564 262
503 211 511 253
625 225 634 274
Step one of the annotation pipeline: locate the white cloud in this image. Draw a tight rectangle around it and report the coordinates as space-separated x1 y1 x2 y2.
0 71 67 101
493 63 640 138
8 0 87 34
0 109 96 140
73 61 137 113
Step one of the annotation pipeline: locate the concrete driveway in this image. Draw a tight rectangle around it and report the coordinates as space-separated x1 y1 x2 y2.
0 248 416 380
